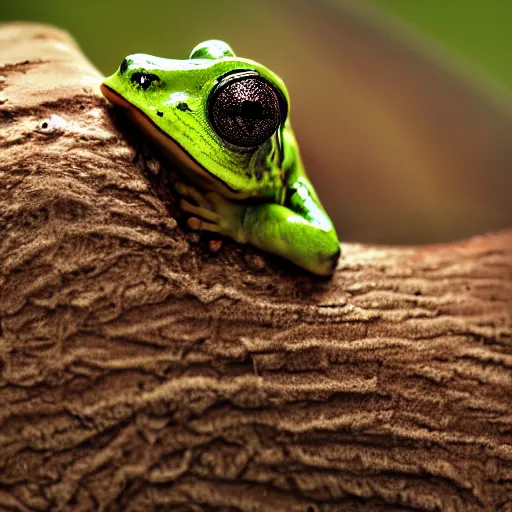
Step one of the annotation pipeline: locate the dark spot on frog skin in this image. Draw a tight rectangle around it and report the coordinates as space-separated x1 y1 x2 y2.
177 102 192 112
157 110 164 117
119 58 129 75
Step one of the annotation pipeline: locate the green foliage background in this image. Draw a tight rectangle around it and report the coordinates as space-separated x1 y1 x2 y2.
2 0 510 89
373 0 512 89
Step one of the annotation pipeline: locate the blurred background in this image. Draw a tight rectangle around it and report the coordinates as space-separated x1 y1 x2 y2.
2 0 511 244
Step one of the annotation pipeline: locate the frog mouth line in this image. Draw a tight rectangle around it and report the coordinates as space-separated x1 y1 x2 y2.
100 83 241 195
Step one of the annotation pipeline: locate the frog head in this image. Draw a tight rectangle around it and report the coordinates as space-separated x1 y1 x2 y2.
101 40 290 199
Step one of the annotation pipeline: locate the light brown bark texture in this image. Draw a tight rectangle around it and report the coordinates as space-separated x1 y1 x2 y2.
0 23 511 512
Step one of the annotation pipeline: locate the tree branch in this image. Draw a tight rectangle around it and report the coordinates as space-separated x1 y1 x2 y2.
0 23 511 512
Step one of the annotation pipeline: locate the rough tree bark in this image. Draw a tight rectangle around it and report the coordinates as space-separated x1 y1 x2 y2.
0 23 511 512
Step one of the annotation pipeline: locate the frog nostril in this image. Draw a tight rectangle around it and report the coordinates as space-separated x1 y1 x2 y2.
119 58 129 75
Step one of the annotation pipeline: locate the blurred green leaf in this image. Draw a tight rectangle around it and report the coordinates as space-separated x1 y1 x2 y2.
372 0 512 89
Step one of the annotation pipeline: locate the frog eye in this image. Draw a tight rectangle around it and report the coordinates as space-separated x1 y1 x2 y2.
209 72 284 147
131 71 160 91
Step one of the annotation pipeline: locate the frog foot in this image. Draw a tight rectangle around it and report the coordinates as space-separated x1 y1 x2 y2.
175 182 247 244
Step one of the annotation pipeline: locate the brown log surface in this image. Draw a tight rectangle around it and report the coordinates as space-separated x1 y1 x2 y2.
0 23 511 512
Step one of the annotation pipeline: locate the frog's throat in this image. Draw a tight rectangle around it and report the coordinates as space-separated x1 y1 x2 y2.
101 83 249 199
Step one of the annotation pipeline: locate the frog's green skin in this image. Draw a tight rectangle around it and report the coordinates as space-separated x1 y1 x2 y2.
101 40 340 276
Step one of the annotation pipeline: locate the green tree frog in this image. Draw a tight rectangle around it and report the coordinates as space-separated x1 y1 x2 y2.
101 40 340 275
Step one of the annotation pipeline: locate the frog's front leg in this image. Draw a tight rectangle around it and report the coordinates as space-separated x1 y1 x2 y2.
176 182 247 244
176 182 339 276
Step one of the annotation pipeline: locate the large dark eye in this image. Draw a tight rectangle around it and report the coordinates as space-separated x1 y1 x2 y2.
131 71 160 91
209 72 283 147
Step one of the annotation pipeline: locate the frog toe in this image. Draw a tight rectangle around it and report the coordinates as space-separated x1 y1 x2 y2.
175 182 211 209
180 199 219 222
187 216 222 234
